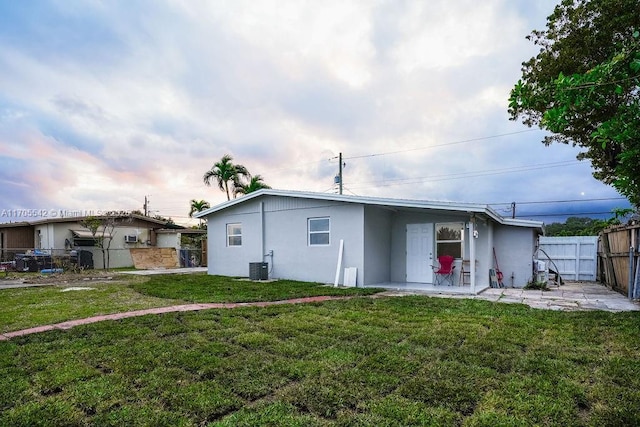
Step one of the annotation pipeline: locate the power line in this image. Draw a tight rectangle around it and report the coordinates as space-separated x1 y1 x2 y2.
493 197 630 219
516 211 618 218
346 160 580 190
490 197 627 206
264 129 544 177
344 129 541 160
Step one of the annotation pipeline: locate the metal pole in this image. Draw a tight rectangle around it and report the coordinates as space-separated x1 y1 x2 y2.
627 246 634 299
635 228 640 300
339 152 343 195
469 218 476 293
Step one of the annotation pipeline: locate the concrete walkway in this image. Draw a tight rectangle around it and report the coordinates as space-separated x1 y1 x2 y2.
2 282 637 341
0 295 350 341
382 282 640 312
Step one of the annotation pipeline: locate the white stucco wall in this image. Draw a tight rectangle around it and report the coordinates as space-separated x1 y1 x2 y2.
471 219 493 288
265 198 364 284
389 210 478 284
156 233 180 249
206 196 366 285
363 206 392 284
494 225 538 287
203 194 541 288
205 201 263 278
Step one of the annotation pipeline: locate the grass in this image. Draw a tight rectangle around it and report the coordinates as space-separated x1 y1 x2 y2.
0 277 183 334
0 273 383 333
129 273 383 303
2 289 640 426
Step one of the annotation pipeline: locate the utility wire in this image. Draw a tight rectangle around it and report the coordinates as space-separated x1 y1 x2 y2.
516 211 619 218
346 160 579 190
343 129 541 160
490 197 627 206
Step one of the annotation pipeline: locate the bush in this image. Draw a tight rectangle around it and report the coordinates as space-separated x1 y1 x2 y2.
524 280 549 291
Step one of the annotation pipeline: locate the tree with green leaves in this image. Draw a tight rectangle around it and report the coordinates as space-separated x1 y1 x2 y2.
188 199 210 218
509 0 640 207
544 216 611 236
188 199 210 228
234 175 271 197
80 214 123 270
203 154 251 201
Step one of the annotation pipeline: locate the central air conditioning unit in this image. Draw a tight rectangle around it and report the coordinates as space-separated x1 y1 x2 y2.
249 262 269 280
124 235 137 243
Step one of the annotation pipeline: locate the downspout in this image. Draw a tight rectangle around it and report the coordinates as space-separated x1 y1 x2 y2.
259 202 265 263
469 216 476 294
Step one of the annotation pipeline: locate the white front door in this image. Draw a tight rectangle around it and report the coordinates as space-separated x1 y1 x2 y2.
406 223 434 283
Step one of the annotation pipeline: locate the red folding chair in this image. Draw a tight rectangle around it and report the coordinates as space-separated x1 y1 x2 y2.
433 255 455 286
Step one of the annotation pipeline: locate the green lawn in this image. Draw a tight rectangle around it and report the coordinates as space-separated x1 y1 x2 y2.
130 273 383 303
0 274 382 333
1 286 640 426
0 278 183 334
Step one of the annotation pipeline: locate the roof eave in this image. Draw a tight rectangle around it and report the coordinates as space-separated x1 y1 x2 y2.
195 189 543 231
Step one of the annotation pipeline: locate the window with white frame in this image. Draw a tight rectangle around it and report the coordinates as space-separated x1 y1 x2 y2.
435 222 464 258
308 217 330 246
226 223 242 247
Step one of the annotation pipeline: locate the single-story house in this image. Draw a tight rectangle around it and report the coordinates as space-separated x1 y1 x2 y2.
0 214 206 269
195 189 544 293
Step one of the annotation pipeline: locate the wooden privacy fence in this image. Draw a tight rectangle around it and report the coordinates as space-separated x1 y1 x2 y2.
598 223 640 299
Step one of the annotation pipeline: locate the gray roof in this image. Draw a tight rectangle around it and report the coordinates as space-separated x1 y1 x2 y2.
0 214 179 229
195 189 543 230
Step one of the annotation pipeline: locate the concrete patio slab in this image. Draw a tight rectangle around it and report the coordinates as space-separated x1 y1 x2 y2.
376 282 639 312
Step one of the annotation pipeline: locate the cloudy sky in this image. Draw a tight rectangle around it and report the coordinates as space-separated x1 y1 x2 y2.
0 0 630 225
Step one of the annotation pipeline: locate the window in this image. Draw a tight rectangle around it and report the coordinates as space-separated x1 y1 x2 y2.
308 217 330 246
226 223 242 246
436 222 464 258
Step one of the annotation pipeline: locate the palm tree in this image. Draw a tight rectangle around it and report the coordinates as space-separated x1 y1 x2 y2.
188 199 210 218
203 154 251 200
234 175 271 197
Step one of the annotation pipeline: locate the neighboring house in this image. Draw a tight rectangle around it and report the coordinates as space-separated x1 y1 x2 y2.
0 214 206 269
195 189 544 293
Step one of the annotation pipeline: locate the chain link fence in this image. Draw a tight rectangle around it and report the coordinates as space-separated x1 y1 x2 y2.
0 248 95 272
1 247 205 272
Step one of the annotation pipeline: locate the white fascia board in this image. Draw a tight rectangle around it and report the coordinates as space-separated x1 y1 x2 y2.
194 189 489 218
194 189 543 231
501 217 544 231
193 191 266 218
